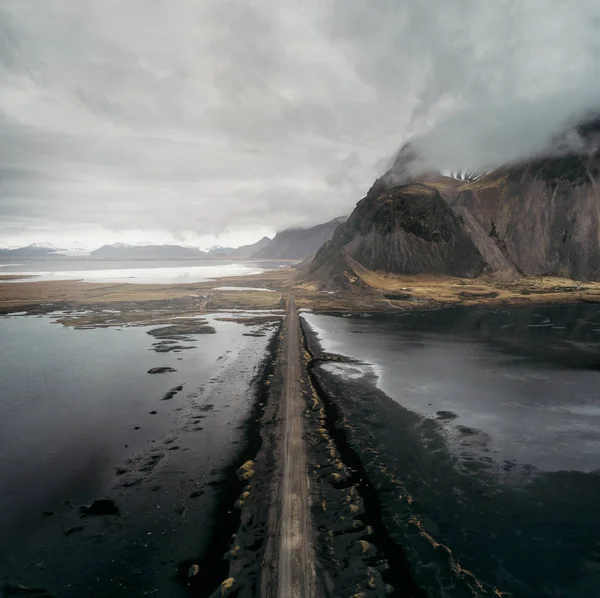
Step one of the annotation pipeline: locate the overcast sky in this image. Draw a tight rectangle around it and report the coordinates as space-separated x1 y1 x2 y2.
2 1 600 249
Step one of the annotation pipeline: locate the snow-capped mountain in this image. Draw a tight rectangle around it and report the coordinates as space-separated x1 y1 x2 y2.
0 243 67 257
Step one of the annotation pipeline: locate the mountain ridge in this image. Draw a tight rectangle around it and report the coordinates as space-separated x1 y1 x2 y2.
253 217 345 260
304 117 600 288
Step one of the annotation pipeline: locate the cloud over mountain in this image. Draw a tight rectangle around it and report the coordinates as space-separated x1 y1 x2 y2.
1 1 599 247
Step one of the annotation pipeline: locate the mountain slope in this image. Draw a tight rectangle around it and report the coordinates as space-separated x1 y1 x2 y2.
305 117 600 286
446 153 600 280
252 218 345 260
224 236 272 259
306 185 486 288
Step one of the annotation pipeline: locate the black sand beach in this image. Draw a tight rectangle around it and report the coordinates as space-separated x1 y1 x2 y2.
0 313 280 598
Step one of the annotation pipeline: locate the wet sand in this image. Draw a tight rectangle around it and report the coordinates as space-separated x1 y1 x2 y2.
0 313 280 597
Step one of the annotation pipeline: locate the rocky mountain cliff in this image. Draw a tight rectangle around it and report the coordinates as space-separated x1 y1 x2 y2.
447 152 600 280
306 117 600 286
253 217 345 260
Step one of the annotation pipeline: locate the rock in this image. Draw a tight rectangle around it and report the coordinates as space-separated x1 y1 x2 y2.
162 384 184 401
152 343 196 353
147 367 177 374
63 525 85 536
188 564 200 578
456 425 479 436
383 292 411 300
79 498 119 516
237 460 255 481
304 183 487 289
220 578 235 596
435 410 458 421
148 322 216 338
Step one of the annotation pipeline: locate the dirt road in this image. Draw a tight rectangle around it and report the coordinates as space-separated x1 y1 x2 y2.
276 293 315 597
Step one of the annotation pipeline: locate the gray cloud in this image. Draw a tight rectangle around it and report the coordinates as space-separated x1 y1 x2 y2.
1 1 600 247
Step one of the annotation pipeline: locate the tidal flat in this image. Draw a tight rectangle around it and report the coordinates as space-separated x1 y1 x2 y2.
0 311 280 597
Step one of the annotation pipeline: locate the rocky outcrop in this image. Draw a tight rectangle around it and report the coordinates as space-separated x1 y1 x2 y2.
305 183 488 286
340 184 485 276
450 205 520 280
446 153 600 280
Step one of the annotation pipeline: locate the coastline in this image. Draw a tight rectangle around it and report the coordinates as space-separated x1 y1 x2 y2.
3 264 600 321
299 316 427 597
299 311 600 598
188 322 282 597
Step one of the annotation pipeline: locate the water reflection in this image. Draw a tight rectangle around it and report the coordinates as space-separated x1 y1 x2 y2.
303 304 600 598
304 305 600 473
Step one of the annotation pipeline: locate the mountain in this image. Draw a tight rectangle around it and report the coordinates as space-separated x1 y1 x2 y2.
204 236 272 259
252 218 345 260
226 236 272 258
305 116 600 286
0 243 65 258
446 151 600 280
204 246 236 257
308 184 486 283
90 243 206 260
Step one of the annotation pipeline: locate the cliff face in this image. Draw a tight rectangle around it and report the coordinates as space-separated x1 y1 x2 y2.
447 154 600 280
330 183 486 278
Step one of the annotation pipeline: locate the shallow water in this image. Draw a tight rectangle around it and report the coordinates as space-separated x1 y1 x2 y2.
304 307 600 473
303 305 600 598
0 313 276 596
0 258 283 283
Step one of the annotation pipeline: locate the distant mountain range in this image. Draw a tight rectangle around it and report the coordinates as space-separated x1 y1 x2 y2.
88 239 275 260
0 243 66 258
2 218 344 262
90 243 206 260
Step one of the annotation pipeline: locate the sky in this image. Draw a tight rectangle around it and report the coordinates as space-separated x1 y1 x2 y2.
1 1 600 250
